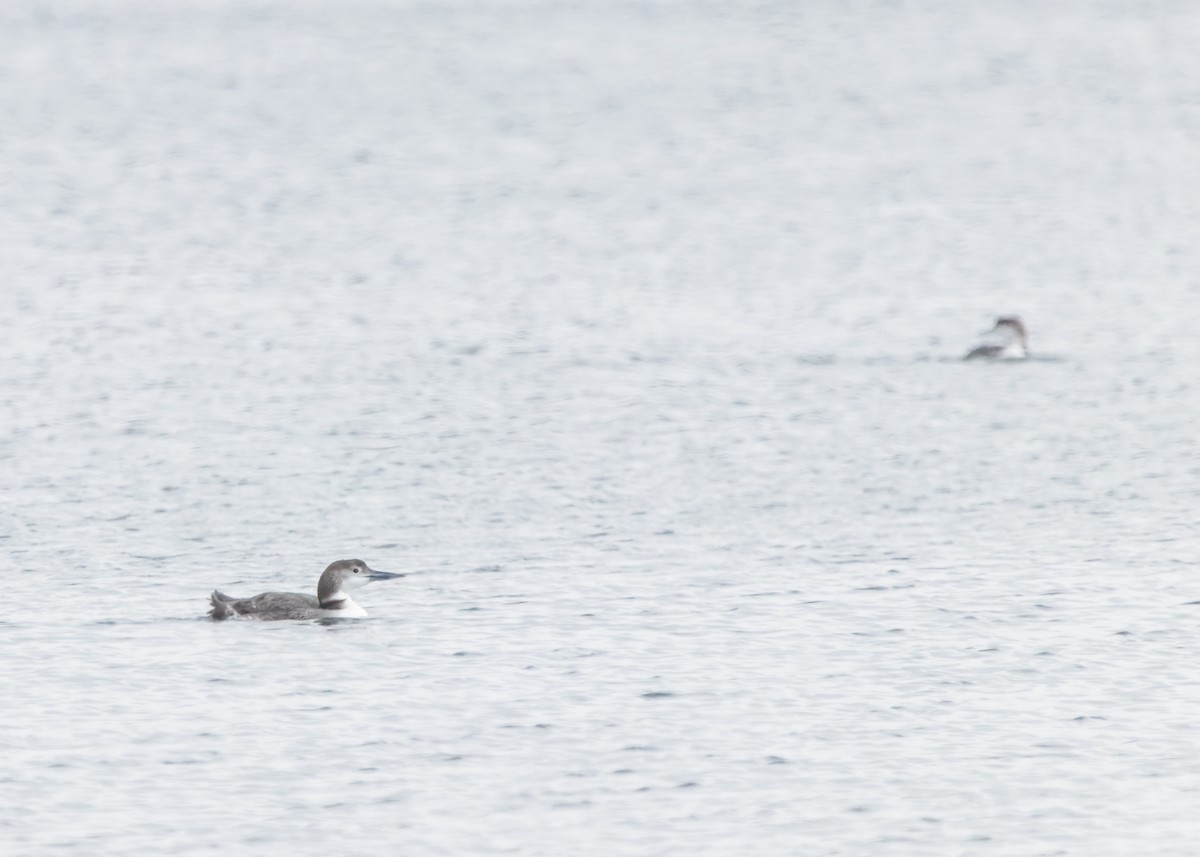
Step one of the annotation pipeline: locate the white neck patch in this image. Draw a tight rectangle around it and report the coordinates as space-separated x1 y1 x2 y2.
321 594 367 617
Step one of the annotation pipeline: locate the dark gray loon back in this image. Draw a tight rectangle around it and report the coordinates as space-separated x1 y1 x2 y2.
964 342 1005 360
209 590 329 621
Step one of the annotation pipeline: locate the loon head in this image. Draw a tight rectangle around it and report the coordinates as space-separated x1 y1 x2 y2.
990 315 1028 342
317 559 403 606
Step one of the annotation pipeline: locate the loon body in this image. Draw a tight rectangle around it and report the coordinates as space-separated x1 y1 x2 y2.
208 559 403 621
965 316 1029 361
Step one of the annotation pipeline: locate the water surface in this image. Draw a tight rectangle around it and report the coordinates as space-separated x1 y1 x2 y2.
2 1 1199 854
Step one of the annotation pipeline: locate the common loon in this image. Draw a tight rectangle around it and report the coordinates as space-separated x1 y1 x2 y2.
208 559 403 621
964 316 1029 360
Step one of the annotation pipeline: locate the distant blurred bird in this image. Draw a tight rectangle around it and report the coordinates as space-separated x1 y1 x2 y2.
964 316 1029 361
208 559 403 620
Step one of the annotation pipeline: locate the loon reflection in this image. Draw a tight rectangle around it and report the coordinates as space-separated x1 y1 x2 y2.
208 559 403 621
964 315 1029 361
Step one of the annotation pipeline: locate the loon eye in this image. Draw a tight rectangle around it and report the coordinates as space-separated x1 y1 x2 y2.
353 567 361 573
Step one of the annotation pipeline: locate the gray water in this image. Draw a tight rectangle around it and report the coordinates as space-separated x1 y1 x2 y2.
2 1 1199 854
